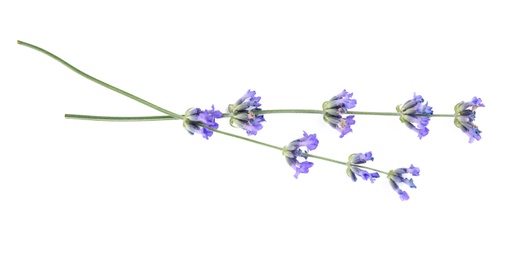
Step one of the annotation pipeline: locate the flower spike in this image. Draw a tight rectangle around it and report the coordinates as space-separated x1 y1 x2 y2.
183 105 223 140
228 90 266 136
397 93 433 139
454 97 484 143
282 132 319 179
322 90 357 138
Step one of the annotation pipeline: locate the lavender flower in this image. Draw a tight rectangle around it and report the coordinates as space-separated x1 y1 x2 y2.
228 90 266 136
346 151 380 183
397 93 433 139
282 131 319 179
322 90 357 138
387 164 420 201
454 97 485 143
183 105 223 140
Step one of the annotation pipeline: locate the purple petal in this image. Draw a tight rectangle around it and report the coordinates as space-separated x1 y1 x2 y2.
417 127 429 139
351 151 373 164
397 190 410 201
471 97 485 107
293 161 314 178
300 132 319 151
408 164 420 176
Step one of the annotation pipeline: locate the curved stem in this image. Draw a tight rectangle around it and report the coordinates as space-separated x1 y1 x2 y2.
17 40 183 120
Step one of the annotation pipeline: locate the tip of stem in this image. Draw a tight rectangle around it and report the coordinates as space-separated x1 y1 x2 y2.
17 40 21 44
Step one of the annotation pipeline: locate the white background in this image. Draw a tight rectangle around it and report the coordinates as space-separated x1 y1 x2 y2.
1 1 514 259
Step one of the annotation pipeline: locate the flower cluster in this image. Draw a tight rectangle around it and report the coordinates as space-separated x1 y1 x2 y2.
182 105 223 140
454 97 484 143
228 90 266 136
322 90 357 138
397 93 433 139
346 152 380 183
282 132 319 179
387 165 420 201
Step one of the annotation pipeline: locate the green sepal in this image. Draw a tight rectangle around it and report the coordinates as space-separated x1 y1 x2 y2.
454 101 464 114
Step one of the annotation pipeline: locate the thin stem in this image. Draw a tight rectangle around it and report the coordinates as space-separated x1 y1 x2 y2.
65 111 455 122
348 111 455 117
348 163 389 174
426 113 455 117
305 154 388 174
17 40 183 120
65 114 176 122
347 111 399 116
208 127 283 151
258 109 455 117
254 109 323 115
303 153 346 165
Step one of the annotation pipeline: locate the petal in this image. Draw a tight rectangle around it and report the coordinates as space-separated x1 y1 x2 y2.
397 190 410 201
408 165 420 176
471 97 485 107
299 132 319 151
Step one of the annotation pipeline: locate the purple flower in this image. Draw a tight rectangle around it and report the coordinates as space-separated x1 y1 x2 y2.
346 151 380 183
454 97 484 143
323 90 357 138
282 131 319 179
397 93 433 139
228 90 266 136
183 105 223 140
387 164 420 201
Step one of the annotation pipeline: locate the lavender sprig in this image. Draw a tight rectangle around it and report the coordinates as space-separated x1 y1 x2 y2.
18 40 485 202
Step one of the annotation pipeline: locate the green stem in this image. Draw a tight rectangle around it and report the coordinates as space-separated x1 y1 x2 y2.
426 113 455 117
348 111 454 117
17 40 183 120
349 163 388 174
208 127 282 151
254 109 323 115
259 109 455 117
305 154 388 174
64 111 455 121
348 111 399 116
65 114 176 122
